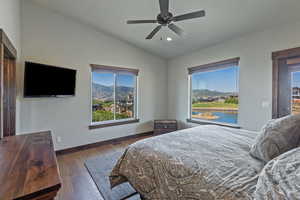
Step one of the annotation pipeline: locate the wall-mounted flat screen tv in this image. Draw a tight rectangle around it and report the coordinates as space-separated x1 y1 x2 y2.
24 62 77 97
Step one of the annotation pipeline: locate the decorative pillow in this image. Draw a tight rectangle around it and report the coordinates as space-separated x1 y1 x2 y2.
250 114 300 163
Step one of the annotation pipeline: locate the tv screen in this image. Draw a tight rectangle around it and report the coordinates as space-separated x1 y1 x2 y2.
24 62 77 97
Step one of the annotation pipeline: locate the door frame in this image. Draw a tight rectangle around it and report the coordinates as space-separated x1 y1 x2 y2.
0 29 17 138
272 47 300 118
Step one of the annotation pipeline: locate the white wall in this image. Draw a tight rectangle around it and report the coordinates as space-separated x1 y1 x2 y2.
0 0 21 132
19 0 300 150
20 1 168 150
168 21 300 131
0 0 20 51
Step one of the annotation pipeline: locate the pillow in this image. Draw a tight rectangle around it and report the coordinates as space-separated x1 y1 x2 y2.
250 114 300 163
254 147 300 200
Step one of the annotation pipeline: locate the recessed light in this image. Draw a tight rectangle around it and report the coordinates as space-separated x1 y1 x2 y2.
166 37 172 41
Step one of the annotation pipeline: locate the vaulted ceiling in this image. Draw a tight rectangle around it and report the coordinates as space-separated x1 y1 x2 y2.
31 0 300 59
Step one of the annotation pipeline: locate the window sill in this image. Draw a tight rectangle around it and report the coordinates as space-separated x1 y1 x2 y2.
89 119 140 130
186 119 241 129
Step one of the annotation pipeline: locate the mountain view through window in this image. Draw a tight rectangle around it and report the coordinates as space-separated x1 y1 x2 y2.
191 66 239 124
92 72 136 123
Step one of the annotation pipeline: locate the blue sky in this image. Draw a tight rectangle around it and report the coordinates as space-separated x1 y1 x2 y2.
292 72 300 87
92 72 134 87
192 66 239 93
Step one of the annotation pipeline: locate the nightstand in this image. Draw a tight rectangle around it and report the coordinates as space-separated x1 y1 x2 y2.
154 120 178 135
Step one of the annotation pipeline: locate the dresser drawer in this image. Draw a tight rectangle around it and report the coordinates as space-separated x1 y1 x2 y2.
154 120 178 135
154 128 177 134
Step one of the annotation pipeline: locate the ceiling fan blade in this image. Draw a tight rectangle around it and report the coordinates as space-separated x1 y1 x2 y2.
173 10 206 22
127 20 157 24
146 25 162 40
168 23 184 37
159 0 169 16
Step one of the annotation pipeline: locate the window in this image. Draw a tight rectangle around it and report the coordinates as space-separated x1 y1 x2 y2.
90 65 138 128
188 58 240 125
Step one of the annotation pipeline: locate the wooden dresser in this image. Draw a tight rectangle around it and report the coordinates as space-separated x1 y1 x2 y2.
154 120 178 135
0 131 61 200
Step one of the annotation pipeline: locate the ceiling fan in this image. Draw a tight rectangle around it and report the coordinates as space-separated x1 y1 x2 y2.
127 0 206 40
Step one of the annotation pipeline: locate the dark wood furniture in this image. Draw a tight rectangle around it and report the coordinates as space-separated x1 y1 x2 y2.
0 131 61 200
154 120 178 135
0 29 17 138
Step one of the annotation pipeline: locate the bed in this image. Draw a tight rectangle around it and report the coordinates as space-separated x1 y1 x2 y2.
110 125 265 199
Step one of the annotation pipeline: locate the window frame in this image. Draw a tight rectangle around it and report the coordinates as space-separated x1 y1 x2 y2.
187 58 240 128
89 64 139 129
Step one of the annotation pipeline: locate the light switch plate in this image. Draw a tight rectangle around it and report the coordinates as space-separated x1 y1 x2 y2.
57 136 62 143
262 101 270 108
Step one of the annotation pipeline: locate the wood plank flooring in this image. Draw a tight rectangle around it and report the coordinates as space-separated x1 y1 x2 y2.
55 136 149 200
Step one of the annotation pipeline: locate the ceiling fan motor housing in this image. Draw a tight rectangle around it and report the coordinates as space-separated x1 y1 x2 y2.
157 12 173 25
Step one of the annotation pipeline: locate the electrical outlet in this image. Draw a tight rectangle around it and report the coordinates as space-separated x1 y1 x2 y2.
57 136 62 143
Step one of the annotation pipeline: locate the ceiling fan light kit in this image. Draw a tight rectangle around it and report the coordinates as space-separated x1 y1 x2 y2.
127 0 206 40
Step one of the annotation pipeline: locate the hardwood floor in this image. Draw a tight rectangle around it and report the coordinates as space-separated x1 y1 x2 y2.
55 136 148 200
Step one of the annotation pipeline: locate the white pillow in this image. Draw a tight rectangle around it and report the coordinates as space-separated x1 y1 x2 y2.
254 147 300 199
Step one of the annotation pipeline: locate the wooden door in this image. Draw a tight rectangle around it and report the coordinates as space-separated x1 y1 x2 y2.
0 29 17 138
3 57 16 137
